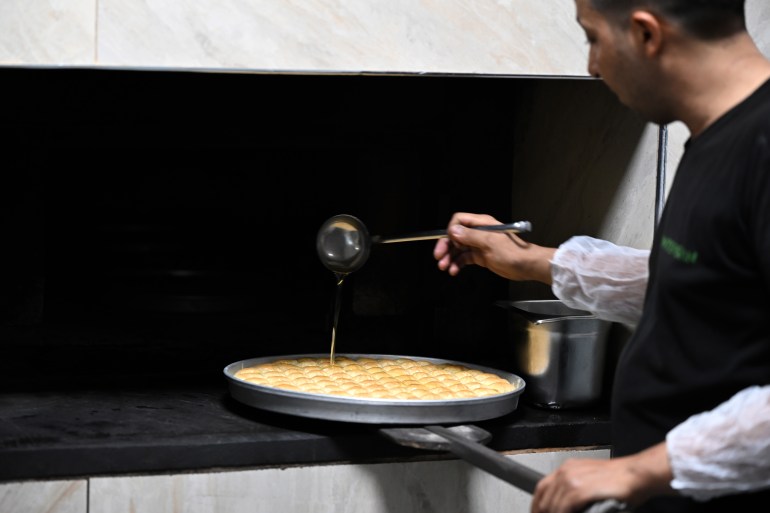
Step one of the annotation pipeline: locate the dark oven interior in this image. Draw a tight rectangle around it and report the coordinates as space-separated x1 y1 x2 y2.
1 68 626 390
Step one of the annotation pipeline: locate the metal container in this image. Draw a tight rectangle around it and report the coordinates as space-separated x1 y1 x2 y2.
497 300 611 409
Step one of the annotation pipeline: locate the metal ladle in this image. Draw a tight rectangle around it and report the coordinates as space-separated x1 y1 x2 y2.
316 213 532 275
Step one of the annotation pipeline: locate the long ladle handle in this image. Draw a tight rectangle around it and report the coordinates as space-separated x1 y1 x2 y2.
425 425 631 513
372 220 532 244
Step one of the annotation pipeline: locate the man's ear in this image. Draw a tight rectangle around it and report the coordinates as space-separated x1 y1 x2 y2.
629 11 664 57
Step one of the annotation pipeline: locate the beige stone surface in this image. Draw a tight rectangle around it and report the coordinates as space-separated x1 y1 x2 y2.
89 448 609 513
0 0 589 75
1 0 766 74
0 0 94 65
510 79 656 252
95 0 587 74
0 480 87 513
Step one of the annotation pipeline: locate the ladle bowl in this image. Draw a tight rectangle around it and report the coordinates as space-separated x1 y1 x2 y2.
316 214 532 275
315 214 371 274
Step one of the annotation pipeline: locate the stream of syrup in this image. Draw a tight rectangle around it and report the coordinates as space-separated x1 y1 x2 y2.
329 272 345 365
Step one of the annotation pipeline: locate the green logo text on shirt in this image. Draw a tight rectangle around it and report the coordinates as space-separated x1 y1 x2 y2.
661 236 698 264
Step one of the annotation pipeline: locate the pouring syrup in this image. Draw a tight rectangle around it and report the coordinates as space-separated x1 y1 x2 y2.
329 272 345 365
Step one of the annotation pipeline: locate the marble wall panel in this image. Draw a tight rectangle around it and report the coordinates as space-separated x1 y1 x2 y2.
95 0 588 75
747 0 770 57
510 79 653 250
89 449 609 513
0 0 95 65
0 1 766 74
0 480 87 513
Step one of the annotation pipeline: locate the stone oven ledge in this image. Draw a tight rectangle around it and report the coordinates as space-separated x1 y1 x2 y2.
0 384 610 482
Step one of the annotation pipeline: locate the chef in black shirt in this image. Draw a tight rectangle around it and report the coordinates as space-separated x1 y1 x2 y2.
433 1 770 512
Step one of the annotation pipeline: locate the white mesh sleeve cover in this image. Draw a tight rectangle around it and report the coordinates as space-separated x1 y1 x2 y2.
667 385 770 501
550 236 649 325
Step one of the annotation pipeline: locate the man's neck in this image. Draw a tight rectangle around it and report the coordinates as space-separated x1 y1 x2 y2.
669 33 770 137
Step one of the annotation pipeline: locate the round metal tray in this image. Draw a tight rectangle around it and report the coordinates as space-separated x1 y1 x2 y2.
224 353 526 424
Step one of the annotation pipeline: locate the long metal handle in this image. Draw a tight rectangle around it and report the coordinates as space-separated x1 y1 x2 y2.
372 221 532 244
425 425 631 513
425 425 542 493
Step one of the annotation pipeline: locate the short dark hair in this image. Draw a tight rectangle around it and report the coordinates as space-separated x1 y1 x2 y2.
590 0 746 39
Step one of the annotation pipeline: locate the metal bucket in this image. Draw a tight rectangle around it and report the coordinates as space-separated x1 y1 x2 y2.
497 300 611 409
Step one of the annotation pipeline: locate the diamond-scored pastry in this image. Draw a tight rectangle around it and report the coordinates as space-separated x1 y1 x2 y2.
234 356 515 401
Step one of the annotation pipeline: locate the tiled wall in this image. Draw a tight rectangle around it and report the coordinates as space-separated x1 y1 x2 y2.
1 0 588 74
0 449 609 513
87 449 610 513
0 480 86 513
2 1 766 75
511 80 654 249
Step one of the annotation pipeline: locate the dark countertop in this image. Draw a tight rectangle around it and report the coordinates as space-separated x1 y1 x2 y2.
0 383 610 482
0 318 612 482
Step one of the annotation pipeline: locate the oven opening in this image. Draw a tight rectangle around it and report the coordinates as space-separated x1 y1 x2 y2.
1 68 642 388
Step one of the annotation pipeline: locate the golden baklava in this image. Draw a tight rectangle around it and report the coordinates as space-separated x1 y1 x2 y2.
234 356 515 400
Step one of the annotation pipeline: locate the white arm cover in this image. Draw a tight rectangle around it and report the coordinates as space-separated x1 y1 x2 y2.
550 236 649 325
667 385 770 500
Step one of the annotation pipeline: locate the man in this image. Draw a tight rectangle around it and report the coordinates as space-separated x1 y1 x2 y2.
433 1 770 512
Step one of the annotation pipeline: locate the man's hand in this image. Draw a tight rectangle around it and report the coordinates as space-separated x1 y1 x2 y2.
434 212 555 283
530 443 675 513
